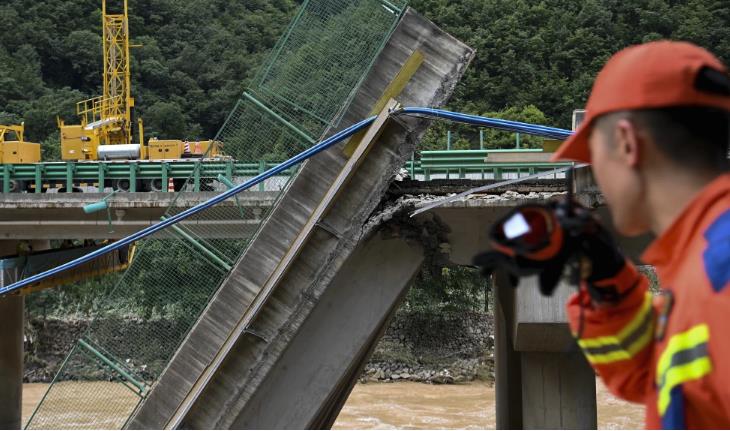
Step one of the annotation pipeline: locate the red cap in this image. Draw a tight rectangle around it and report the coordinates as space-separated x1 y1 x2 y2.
552 41 730 163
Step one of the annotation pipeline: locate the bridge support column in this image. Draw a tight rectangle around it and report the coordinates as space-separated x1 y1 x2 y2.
0 295 24 430
494 271 522 429
0 240 50 429
0 240 26 430
494 274 597 430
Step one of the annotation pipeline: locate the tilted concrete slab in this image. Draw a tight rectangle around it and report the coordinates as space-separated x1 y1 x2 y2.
228 234 424 429
127 9 473 429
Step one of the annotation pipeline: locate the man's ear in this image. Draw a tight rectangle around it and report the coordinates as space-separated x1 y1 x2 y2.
614 118 641 167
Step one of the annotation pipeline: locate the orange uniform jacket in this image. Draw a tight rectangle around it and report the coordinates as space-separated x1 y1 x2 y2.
567 173 730 429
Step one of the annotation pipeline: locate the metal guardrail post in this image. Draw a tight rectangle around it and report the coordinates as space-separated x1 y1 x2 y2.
65 163 74 192
161 163 169 193
259 161 266 192
193 162 201 192
98 164 106 192
129 162 137 193
34 165 43 194
225 160 234 182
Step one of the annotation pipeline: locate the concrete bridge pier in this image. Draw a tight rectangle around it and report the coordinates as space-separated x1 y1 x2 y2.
0 240 26 430
0 295 23 430
494 273 597 430
0 240 51 429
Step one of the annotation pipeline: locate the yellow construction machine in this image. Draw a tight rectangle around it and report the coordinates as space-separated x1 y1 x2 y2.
0 123 41 164
59 0 221 162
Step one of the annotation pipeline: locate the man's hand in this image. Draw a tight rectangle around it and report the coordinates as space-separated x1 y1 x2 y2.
473 199 629 302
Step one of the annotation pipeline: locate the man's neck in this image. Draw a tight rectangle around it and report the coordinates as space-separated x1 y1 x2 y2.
646 167 722 236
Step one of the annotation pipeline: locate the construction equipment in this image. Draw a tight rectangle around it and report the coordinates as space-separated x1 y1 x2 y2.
0 123 40 164
59 0 221 162
59 0 135 161
0 123 41 192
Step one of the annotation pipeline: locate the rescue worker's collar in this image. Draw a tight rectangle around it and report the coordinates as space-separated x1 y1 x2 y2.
642 173 730 267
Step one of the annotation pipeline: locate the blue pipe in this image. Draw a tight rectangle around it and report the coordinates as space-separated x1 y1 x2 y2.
0 116 377 296
0 108 573 297
399 107 572 141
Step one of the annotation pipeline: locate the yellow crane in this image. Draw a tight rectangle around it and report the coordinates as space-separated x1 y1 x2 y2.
59 0 139 160
59 0 220 162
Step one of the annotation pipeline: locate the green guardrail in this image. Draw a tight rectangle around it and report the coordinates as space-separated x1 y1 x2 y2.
0 152 570 194
412 149 570 180
0 160 297 194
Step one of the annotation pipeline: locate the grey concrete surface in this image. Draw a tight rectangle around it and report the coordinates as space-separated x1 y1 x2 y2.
0 241 24 430
494 272 523 430
0 295 23 430
521 352 597 429
228 234 424 429
127 8 473 429
0 192 276 240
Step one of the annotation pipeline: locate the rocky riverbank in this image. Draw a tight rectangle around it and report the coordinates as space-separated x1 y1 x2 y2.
362 310 495 384
23 309 495 384
362 357 493 384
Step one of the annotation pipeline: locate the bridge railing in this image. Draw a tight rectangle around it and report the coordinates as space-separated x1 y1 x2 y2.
2 156 569 194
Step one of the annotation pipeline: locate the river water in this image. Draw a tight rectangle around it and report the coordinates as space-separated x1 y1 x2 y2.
23 380 643 429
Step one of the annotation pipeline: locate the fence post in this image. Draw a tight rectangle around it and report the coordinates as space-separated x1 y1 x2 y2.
35 164 43 194
63 163 73 192
161 163 169 193
193 162 201 192
129 162 137 193
259 160 267 192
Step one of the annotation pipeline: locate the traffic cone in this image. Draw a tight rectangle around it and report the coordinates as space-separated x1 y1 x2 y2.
167 178 175 192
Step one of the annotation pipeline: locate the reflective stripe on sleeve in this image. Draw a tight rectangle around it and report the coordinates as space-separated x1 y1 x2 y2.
656 324 712 416
577 292 654 364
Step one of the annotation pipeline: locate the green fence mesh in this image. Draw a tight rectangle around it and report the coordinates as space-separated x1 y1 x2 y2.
25 0 407 428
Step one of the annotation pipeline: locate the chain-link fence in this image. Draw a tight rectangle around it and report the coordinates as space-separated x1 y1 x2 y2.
26 0 407 428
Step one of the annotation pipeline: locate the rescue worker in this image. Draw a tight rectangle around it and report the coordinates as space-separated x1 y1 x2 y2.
475 41 730 428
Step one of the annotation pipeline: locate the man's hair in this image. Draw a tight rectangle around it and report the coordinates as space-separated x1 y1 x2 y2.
595 107 730 172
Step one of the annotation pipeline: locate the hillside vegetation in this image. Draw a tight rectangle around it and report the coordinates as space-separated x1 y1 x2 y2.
2 0 728 155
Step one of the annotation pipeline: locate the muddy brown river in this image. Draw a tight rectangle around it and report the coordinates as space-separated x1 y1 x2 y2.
23 380 643 429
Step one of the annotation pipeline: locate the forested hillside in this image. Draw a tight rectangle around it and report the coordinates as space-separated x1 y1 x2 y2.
1 0 729 156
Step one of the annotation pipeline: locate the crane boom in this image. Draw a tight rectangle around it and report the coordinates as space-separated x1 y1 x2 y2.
101 0 133 145
57 0 221 163
60 0 136 159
